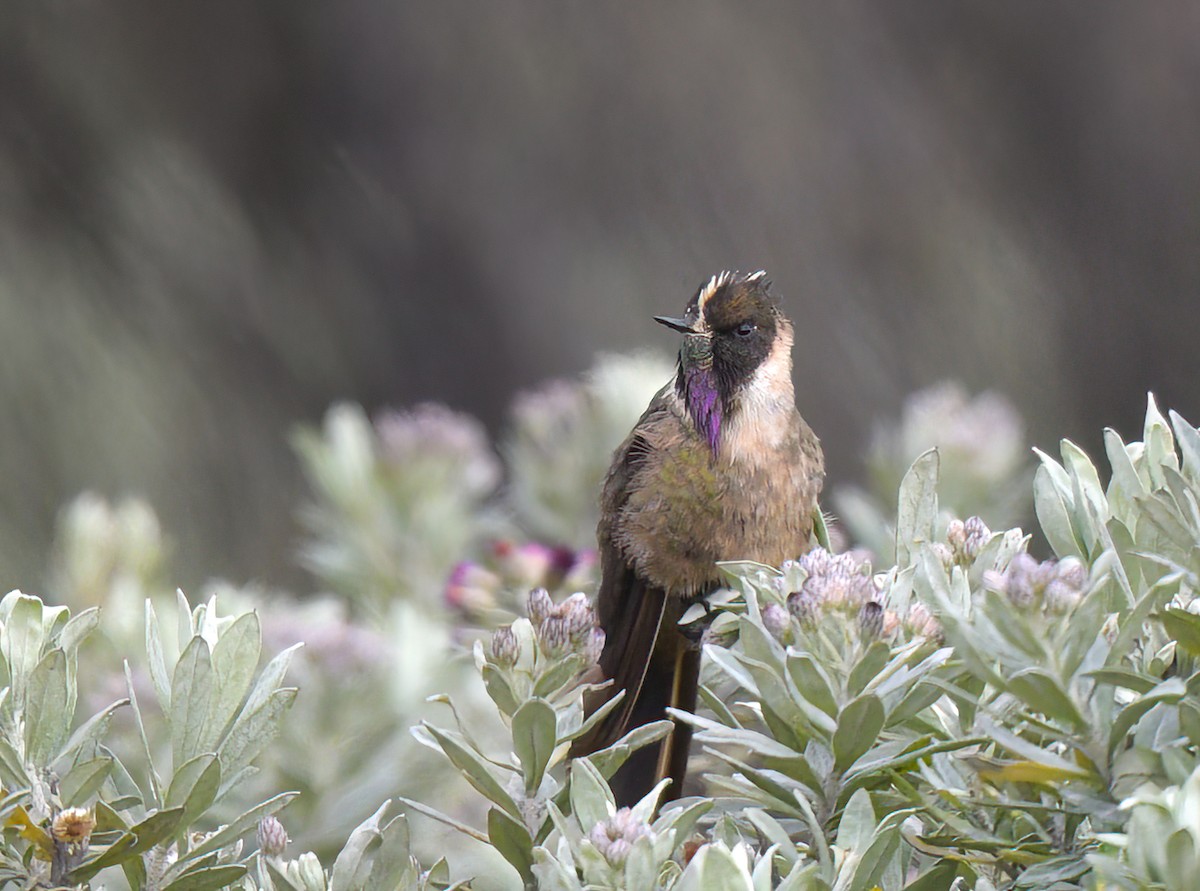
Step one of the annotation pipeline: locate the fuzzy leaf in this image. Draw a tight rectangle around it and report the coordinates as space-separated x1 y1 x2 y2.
423 723 521 820
145 600 172 711
162 865 247 891
1034 463 1083 558
837 787 876 854
217 687 297 777
330 800 393 891
1171 410 1200 483
512 697 557 796
165 753 221 827
59 755 113 806
896 450 939 566
676 843 754 891
569 757 614 829
1006 667 1087 731
3 594 46 705
1159 608 1200 656
25 648 72 763
208 611 262 745
171 635 214 767
833 694 885 773
487 807 535 885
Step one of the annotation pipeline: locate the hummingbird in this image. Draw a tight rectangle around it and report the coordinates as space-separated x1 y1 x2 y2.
569 270 825 807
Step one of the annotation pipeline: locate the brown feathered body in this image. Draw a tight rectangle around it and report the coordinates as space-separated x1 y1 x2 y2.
570 271 825 807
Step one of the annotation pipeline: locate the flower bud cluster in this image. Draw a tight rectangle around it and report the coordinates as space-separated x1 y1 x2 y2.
444 542 596 618
257 815 289 858
376 403 500 498
785 548 877 619
490 624 520 667
587 807 655 867
984 553 1088 611
527 589 605 663
934 516 992 568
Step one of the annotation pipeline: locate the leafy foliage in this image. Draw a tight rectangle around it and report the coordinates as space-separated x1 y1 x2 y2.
7 357 1200 889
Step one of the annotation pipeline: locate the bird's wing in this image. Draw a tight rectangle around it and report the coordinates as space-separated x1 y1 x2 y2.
571 392 674 758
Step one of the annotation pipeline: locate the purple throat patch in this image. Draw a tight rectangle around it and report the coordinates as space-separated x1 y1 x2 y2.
683 366 722 453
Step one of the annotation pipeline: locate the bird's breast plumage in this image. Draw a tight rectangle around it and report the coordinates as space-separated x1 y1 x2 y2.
604 392 823 597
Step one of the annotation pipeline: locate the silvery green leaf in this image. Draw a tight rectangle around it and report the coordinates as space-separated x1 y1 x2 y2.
976 717 1091 778
177 588 196 647
836 788 875 853
896 449 939 566
847 809 910 891
587 720 672 778
1105 428 1146 507
172 635 215 767
744 810 796 862
487 807 534 885
569 757 613 828
59 754 112 805
775 859 822 891
146 599 173 711
165 753 221 827
363 812 414 891
707 750 808 818
1061 439 1107 522
512 697 557 796
1006 667 1087 731
786 653 839 718
705 644 759 695
208 612 262 744
531 848 582 891
127 806 187 854
1108 677 1186 755
1171 410 1200 483
2 593 46 705
747 844 774 891
532 653 587 698
1034 463 1083 559
833 694 885 773
394 796 489 844
480 664 519 717
565 689 626 743
239 642 301 717
847 641 891 698
624 833 661 891
676 843 755 891
699 683 741 728
66 832 138 883
899 861 958 891
329 800 391 891
1137 493 1195 557
422 724 521 819
218 688 298 778
101 744 145 809
162 864 247 891
1144 393 1179 488
0 734 26 790
673 711 799 759
57 697 128 768
59 606 100 656
25 648 71 764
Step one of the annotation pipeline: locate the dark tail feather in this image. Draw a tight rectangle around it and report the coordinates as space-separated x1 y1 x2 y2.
607 635 701 808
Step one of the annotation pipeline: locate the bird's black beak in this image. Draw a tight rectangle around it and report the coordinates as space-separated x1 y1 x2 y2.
654 315 695 334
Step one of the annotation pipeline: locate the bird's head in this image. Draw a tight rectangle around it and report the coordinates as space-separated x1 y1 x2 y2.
656 270 792 454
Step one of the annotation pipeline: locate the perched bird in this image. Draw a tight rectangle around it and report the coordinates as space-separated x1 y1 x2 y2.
570 270 825 807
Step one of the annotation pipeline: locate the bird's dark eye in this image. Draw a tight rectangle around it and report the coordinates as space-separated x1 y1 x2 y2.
735 322 755 338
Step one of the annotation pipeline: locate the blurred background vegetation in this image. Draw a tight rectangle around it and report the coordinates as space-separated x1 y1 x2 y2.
2 2 1199 592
